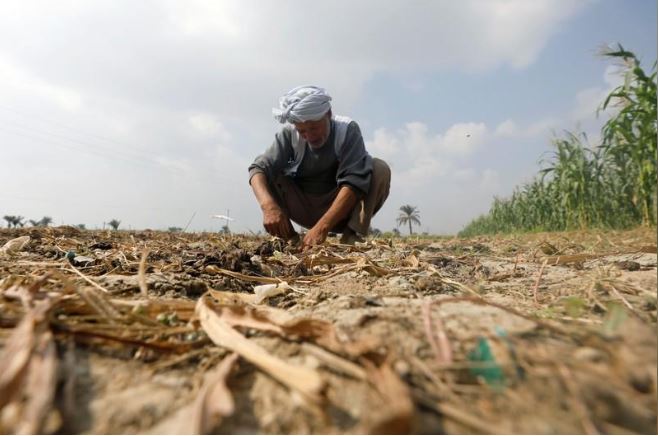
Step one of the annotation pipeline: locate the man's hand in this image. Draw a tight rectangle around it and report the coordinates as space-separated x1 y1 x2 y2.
263 205 296 239
302 185 358 250
302 222 329 250
250 173 296 240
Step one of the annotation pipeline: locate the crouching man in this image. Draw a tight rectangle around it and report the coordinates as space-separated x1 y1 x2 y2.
248 85 391 250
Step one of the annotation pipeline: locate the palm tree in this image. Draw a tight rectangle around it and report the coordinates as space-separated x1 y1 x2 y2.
396 205 421 235
3 215 24 228
108 219 121 231
39 216 53 227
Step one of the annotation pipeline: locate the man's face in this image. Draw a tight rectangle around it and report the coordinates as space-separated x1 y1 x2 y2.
293 113 331 148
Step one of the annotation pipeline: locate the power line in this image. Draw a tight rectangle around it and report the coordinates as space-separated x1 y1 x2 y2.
0 124 166 170
0 104 245 185
0 118 171 169
0 103 158 157
0 122 237 184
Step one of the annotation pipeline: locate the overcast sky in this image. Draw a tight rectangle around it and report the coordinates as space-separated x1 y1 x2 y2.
0 0 656 234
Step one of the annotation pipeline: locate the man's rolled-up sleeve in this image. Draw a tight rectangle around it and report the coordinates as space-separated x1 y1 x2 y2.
248 129 292 184
336 122 373 195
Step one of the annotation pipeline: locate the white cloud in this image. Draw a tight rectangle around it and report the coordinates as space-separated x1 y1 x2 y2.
454 168 477 182
477 0 590 69
365 128 400 161
494 117 559 138
166 0 245 38
188 113 232 141
441 122 487 155
571 65 625 122
368 121 487 161
480 169 501 191
0 57 83 111
366 121 491 191
603 64 626 88
397 158 448 188
494 62 626 144
0 0 596 234
527 118 560 137
367 121 488 171
494 119 519 137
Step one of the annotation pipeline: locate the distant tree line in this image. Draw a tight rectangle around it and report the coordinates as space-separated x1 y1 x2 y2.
3 215 52 228
1 215 121 230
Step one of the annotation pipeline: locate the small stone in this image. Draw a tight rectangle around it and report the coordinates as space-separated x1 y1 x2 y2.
73 255 95 266
184 331 200 342
614 261 641 271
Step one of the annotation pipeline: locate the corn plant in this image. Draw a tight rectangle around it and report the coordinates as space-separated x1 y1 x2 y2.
460 45 656 237
599 44 657 226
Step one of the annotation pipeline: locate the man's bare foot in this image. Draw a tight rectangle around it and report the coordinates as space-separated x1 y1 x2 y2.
339 228 364 245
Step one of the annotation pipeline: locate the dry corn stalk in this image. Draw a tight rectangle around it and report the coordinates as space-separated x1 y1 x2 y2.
0 297 59 434
0 236 30 256
190 353 239 434
201 296 377 357
195 295 325 402
362 360 414 434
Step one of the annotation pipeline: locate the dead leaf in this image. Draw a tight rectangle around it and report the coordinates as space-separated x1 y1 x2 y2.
16 331 59 434
253 282 290 304
195 295 325 402
0 236 30 255
191 353 239 434
202 297 377 357
0 297 59 434
204 265 282 284
403 253 420 268
363 360 414 434
541 253 600 265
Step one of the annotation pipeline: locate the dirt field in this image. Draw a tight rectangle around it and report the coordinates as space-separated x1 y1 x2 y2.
0 226 656 434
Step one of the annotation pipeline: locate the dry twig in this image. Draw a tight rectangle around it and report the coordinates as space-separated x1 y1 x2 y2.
533 259 548 304
138 249 149 299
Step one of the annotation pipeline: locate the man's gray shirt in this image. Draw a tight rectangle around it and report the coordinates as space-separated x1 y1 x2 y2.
248 119 373 195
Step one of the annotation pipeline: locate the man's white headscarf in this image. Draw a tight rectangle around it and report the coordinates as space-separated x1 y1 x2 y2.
272 85 332 124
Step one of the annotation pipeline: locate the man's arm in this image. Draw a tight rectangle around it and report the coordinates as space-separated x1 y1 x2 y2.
302 185 358 249
250 173 296 239
335 122 373 194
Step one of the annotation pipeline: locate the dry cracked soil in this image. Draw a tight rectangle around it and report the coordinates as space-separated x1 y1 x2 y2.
0 226 656 434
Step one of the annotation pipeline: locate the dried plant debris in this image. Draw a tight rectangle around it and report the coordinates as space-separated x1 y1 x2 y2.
0 227 655 434
0 235 30 256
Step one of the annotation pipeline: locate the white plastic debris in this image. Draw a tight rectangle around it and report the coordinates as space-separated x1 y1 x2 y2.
0 236 30 255
253 281 291 304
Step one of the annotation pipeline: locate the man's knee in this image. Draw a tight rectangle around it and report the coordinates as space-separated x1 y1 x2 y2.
371 158 391 195
369 158 391 215
372 158 391 184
